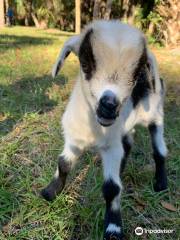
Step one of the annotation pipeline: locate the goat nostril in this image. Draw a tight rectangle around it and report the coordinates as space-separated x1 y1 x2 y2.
100 95 118 109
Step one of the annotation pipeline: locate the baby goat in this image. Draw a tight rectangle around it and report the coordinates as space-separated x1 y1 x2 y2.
41 20 167 240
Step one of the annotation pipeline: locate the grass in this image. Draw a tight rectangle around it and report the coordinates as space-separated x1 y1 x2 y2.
0 26 179 240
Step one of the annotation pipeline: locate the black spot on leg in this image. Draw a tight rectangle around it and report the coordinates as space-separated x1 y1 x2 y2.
103 179 120 207
131 47 151 107
102 180 123 239
148 123 167 192
41 156 71 201
160 77 165 95
120 135 132 174
153 152 167 192
104 209 122 229
122 135 132 159
58 155 72 174
79 29 96 80
152 75 155 91
104 207 123 239
148 123 156 143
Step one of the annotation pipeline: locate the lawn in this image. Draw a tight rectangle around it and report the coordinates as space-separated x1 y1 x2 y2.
0 26 179 240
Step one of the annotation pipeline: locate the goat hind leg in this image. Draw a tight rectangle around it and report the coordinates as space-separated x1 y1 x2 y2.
148 122 168 192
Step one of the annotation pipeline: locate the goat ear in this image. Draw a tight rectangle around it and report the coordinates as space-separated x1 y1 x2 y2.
52 35 80 78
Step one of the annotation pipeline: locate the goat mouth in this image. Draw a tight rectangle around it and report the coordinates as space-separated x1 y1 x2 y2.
97 116 115 127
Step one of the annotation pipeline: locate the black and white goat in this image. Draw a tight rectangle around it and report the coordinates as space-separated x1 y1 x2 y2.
41 20 167 240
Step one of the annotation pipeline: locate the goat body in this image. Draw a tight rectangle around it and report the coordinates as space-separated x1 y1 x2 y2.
41 20 167 240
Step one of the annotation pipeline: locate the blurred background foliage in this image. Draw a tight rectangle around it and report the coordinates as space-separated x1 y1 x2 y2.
1 0 180 46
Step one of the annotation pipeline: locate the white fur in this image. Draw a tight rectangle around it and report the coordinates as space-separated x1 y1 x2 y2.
106 224 121 233
100 144 124 185
154 124 168 157
111 194 121 211
54 167 59 179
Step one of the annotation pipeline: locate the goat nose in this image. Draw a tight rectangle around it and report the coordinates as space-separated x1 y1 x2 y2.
100 94 118 110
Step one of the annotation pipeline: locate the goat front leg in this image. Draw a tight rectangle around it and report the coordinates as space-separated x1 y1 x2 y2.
100 144 124 240
148 122 168 192
120 134 133 174
41 142 82 201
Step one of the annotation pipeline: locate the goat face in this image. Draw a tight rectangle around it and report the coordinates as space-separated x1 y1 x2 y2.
52 21 149 127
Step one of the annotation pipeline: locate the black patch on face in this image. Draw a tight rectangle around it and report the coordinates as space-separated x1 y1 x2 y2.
79 29 96 80
148 123 167 192
131 47 151 107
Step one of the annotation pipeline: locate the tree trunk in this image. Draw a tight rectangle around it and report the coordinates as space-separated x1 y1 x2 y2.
31 12 40 28
23 0 33 26
93 0 101 20
4 0 8 24
59 16 65 30
0 0 5 27
127 3 136 24
157 0 180 46
148 21 155 35
104 0 113 20
75 0 81 34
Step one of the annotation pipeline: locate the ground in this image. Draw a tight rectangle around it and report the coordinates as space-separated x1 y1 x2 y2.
0 27 179 240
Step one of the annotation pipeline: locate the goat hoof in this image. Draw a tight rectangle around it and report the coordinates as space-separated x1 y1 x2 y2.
41 188 56 202
41 177 65 201
104 231 124 240
153 181 167 192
